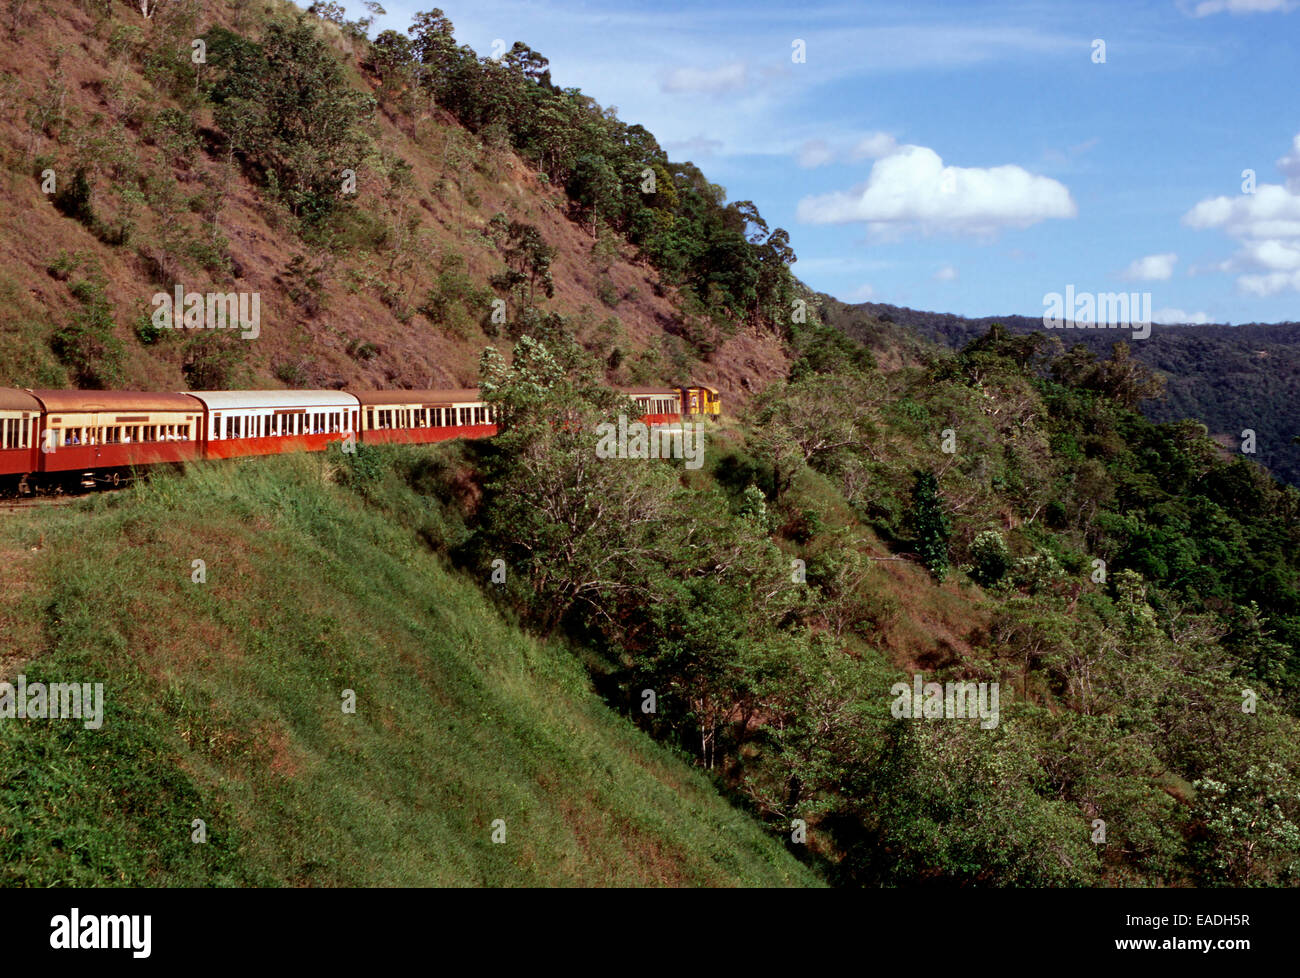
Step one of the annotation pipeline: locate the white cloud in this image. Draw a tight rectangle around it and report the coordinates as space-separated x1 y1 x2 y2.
793 132 897 169
1122 253 1178 281
1238 270 1300 295
1183 184 1300 239
846 283 877 301
1183 133 1300 293
796 144 1076 236
1153 308 1212 324
662 135 725 158
852 132 899 160
660 62 748 94
798 140 834 169
1186 0 1297 16
934 264 958 281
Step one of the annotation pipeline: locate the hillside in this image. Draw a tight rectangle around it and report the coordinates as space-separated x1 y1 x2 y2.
0 0 794 400
0 449 817 886
820 296 1300 487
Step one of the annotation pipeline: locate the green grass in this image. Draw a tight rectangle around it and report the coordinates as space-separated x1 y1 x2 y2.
0 450 819 887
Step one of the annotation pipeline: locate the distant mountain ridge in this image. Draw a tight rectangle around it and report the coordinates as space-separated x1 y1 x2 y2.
820 296 1300 488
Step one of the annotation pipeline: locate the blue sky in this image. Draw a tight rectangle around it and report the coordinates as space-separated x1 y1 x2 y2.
368 0 1300 324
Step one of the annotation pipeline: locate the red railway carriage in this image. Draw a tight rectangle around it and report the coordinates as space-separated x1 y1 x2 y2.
621 387 683 425
0 388 41 485
31 390 204 482
352 389 497 445
188 390 360 459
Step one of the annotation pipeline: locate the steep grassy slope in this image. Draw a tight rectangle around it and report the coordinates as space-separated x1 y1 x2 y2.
0 452 817 886
0 0 789 398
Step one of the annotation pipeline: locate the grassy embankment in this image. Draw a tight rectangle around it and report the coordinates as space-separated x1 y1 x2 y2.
0 447 819 886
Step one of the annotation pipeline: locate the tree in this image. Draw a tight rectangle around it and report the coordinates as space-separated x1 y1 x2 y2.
969 529 1011 587
908 470 950 581
567 153 619 236
209 17 374 220
748 371 880 497
370 29 415 84
474 338 679 633
493 221 554 316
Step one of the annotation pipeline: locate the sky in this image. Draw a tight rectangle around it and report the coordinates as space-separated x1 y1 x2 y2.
367 0 1300 325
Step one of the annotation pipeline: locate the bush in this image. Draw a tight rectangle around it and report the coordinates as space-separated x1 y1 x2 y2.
907 470 950 581
52 167 95 226
182 332 247 390
273 360 310 386
970 529 1011 587
134 310 165 346
50 271 123 389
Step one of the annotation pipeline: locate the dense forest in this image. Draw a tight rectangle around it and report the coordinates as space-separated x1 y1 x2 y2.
821 297 1300 489
361 317 1300 886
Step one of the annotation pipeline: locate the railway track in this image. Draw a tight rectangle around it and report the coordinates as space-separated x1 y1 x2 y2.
0 496 84 515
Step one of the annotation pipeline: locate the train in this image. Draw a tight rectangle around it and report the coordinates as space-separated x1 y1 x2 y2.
0 384 721 492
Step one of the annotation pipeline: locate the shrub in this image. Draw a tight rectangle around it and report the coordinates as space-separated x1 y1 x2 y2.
52 167 95 226
970 529 1011 587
